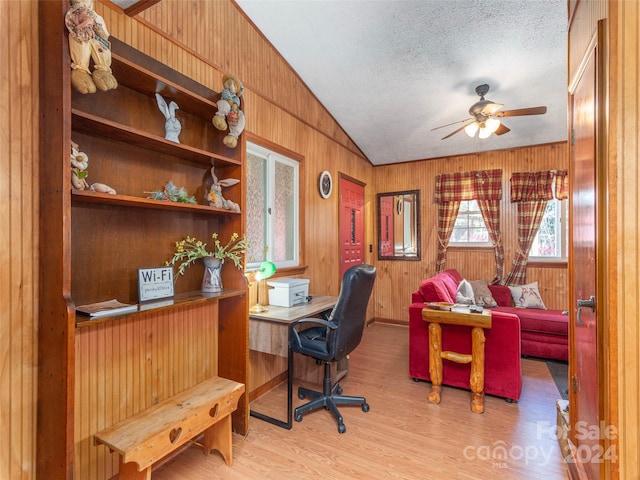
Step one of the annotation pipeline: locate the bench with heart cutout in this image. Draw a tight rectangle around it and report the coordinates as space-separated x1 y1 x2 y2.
94 376 245 480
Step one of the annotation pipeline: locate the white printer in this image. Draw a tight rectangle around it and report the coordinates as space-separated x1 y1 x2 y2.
267 278 310 307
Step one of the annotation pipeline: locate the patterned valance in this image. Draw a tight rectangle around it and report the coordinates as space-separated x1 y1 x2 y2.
510 170 568 202
434 169 502 203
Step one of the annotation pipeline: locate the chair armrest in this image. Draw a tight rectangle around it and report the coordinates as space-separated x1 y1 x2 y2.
289 317 337 330
289 317 337 347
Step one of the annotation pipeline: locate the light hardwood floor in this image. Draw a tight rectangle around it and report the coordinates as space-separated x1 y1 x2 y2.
154 323 568 479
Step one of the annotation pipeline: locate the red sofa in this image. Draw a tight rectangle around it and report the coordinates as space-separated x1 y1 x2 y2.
408 269 568 402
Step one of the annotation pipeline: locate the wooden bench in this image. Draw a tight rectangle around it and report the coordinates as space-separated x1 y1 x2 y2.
95 376 245 480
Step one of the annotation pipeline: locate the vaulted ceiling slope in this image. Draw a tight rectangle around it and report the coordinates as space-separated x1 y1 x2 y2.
236 0 568 166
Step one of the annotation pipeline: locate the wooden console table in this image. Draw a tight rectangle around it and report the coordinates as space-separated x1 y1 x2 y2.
422 306 492 413
249 295 338 429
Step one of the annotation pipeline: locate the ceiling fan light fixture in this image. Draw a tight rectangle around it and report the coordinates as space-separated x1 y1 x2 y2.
478 126 492 139
485 117 501 134
464 122 479 137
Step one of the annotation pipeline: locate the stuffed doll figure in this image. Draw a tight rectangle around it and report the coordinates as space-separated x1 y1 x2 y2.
212 74 245 148
70 141 90 190
65 0 118 94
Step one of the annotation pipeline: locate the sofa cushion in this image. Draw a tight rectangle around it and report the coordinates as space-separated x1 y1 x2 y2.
494 306 568 336
418 269 462 303
419 278 454 303
468 278 498 307
488 284 513 307
508 281 547 309
456 279 474 305
440 269 462 299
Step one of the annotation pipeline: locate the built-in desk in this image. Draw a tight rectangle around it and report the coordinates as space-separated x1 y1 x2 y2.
249 295 344 429
249 296 337 356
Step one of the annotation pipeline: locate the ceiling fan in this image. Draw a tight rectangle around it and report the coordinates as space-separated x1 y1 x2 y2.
433 84 547 140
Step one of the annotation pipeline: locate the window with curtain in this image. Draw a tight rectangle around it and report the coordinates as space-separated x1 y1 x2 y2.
246 142 299 269
505 169 568 284
450 200 491 246
529 198 568 260
434 169 504 282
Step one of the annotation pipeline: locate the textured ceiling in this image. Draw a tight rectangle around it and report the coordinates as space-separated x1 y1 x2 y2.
235 0 568 166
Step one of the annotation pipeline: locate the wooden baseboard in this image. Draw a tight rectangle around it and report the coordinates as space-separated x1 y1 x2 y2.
371 317 408 326
249 371 287 402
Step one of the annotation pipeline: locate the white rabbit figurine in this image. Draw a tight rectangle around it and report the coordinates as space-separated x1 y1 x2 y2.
155 93 181 143
204 165 241 212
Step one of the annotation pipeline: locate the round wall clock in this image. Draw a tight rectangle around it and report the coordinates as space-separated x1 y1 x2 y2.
319 170 333 199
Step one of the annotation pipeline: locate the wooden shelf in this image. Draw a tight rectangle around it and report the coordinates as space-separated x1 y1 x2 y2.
75 289 246 328
110 38 219 121
71 188 241 215
71 109 240 167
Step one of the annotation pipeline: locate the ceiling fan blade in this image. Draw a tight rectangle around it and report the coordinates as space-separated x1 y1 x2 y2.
496 106 547 117
494 123 510 135
431 117 473 131
441 122 473 140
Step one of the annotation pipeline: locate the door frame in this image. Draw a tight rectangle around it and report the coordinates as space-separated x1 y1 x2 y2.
567 19 613 478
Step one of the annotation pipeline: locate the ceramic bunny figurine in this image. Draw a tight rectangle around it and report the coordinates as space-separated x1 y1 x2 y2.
155 93 181 143
204 165 241 212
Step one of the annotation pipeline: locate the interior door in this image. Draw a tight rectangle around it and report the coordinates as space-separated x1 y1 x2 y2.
339 177 365 280
569 30 601 479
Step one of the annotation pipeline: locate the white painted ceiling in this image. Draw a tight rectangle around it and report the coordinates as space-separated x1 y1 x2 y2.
235 0 568 166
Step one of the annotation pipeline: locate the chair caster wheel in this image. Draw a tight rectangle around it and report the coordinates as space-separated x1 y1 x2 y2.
294 413 303 422
298 392 306 400
336 385 343 395
362 402 370 413
338 423 346 434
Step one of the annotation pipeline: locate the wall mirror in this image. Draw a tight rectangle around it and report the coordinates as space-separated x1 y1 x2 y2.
377 190 420 260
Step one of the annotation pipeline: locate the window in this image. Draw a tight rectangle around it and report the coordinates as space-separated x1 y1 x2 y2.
450 200 491 246
245 142 299 269
529 198 567 260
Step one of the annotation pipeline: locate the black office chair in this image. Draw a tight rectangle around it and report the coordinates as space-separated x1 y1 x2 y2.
289 264 376 433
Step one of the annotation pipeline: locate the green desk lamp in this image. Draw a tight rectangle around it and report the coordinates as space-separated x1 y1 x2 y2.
247 261 276 313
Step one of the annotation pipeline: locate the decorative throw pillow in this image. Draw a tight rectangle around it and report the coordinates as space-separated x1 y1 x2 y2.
509 282 547 309
469 279 498 307
456 279 475 305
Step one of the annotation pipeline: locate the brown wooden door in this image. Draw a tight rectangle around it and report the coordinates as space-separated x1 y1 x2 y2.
339 177 365 280
568 30 601 479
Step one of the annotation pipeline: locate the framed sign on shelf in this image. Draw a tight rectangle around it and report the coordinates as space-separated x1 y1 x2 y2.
138 266 174 302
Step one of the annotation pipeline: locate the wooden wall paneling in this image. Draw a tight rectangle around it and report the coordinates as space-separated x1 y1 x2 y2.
75 304 219 480
372 143 569 323
568 0 608 84
99 0 374 310
1 1 39 479
611 1 639 477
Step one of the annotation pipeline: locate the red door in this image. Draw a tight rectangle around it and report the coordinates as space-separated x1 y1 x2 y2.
339 177 365 280
569 32 601 479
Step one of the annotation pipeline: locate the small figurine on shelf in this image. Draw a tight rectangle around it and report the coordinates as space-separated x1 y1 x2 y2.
64 0 118 94
70 140 90 190
203 165 240 212
212 74 245 148
155 94 181 143
90 183 116 194
145 181 196 204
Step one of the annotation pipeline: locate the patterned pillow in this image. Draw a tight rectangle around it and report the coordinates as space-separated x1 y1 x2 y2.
456 279 475 305
469 279 498 307
508 282 547 309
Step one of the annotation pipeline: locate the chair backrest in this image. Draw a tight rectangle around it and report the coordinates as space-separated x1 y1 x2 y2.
327 264 376 361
